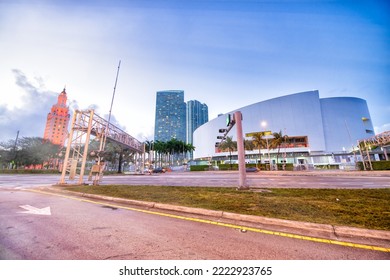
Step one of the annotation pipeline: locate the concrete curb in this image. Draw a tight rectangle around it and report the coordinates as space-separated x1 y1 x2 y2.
44 186 390 242
221 212 334 234
154 203 223 218
334 226 390 240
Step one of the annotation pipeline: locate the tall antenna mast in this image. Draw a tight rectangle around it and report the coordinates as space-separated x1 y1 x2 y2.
108 60 121 125
100 60 121 153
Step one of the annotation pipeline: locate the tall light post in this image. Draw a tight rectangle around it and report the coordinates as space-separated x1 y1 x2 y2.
261 121 270 163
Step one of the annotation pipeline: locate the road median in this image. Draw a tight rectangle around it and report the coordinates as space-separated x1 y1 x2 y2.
42 186 390 245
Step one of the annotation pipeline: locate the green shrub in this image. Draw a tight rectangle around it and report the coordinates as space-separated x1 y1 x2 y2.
190 165 210 171
373 161 390 170
357 161 390 170
277 163 294 171
315 164 339 170
217 163 294 171
218 164 238 170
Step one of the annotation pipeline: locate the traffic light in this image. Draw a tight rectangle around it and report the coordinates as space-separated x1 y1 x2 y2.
226 113 236 127
216 112 238 147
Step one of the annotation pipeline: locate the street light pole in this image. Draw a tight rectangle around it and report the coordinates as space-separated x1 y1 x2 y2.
235 111 248 190
261 121 271 163
216 112 248 190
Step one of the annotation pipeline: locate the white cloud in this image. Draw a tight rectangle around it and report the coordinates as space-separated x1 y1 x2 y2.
0 69 57 141
375 123 390 134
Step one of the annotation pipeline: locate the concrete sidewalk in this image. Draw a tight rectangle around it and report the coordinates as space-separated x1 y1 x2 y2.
42 186 390 249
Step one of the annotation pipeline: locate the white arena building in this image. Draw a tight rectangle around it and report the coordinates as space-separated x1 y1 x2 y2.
193 90 375 168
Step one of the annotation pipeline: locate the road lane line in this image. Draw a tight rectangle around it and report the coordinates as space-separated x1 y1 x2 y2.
27 189 390 253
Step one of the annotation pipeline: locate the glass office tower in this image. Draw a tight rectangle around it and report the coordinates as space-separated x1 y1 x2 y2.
186 100 208 146
154 90 186 142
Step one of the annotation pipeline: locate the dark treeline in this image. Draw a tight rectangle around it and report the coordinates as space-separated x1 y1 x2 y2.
0 137 62 169
0 136 195 172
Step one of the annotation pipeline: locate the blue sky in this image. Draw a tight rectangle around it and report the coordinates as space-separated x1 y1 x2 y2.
0 0 389 143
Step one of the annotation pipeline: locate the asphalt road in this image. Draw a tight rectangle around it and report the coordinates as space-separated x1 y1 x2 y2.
0 189 388 260
0 171 389 189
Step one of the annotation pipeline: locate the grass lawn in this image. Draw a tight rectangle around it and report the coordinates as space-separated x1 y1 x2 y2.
63 185 390 231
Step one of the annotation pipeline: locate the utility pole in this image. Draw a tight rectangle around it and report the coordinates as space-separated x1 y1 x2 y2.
12 130 19 169
13 130 19 153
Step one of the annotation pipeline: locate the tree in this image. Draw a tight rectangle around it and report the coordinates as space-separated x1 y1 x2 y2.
270 131 289 168
244 139 255 152
184 143 195 158
103 142 130 173
146 139 195 168
153 140 167 167
270 131 282 166
0 137 61 169
166 138 190 165
251 132 266 166
144 140 153 162
40 140 63 169
0 139 17 168
219 136 237 169
86 139 128 173
166 138 178 165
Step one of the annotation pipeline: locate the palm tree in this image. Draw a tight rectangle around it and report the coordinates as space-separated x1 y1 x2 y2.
219 136 237 169
270 131 289 170
244 139 254 164
270 131 282 167
144 140 153 154
143 140 153 165
251 132 266 167
166 138 180 165
184 143 195 161
244 139 255 152
153 140 166 167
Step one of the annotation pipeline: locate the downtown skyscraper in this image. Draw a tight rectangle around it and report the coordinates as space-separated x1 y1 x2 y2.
186 100 208 146
154 90 186 142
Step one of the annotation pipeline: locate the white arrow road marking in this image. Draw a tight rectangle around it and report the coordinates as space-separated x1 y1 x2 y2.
19 205 51 215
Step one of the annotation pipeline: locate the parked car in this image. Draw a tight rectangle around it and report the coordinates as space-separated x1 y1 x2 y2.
152 167 166 173
246 167 260 172
143 168 152 174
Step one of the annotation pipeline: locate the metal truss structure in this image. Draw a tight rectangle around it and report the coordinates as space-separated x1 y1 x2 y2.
357 130 390 170
59 109 144 185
